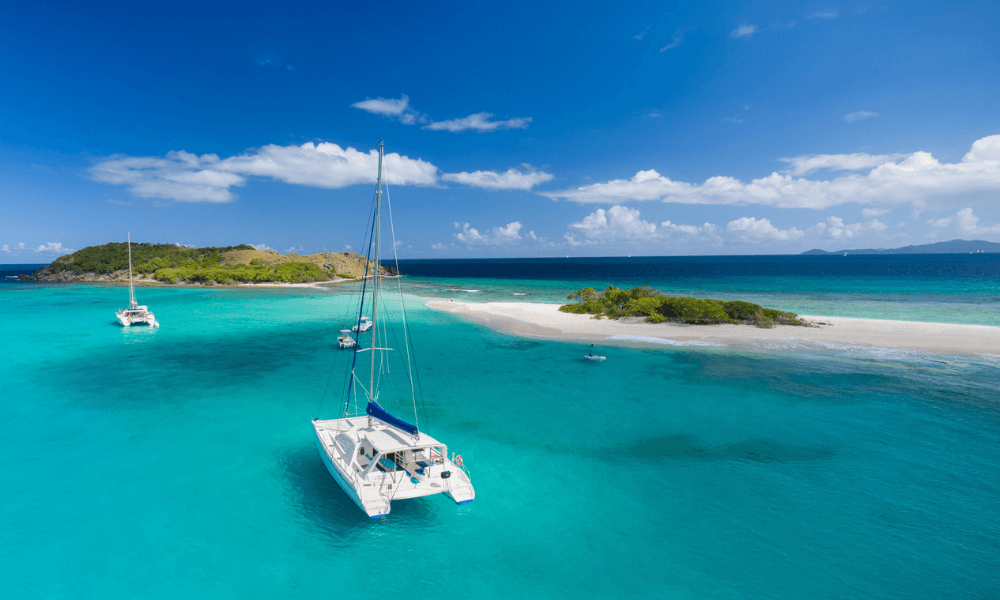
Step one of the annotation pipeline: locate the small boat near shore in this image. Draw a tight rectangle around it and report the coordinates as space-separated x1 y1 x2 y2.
351 315 372 332
313 141 474 518
116 233 158 328
337 330 356 349
584 342 605 362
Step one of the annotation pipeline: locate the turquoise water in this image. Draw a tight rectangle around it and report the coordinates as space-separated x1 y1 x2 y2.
402 275 1000 326
2 281 998 599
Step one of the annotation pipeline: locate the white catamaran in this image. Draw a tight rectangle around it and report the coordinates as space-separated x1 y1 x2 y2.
312 141 474 518
116 233 158 328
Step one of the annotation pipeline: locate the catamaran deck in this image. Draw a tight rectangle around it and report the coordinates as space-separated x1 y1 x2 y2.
313 416 474 514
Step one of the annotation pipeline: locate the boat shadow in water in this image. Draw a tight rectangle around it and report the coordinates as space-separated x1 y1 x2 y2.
278 446 440 540
43 324 330 404
486 340 545 352
605 433 837 464
473 427 835 465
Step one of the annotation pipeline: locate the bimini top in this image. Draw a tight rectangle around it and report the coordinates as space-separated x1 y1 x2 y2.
362 426 443 454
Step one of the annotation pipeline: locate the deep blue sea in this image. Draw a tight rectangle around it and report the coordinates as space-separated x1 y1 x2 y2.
2 256 998 599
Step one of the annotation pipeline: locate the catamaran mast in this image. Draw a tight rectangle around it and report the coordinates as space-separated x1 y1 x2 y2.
127 232 136 308
369 141 384 423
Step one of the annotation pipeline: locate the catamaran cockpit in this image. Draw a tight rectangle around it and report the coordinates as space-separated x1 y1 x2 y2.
359 443 449 481
339 427 450 481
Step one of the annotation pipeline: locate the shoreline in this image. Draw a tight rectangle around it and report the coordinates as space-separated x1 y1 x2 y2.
14 273 402 288
13 278 359 289
427 300 1000 356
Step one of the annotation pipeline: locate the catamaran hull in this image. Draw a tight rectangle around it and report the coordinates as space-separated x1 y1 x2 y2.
116 314 158 327
312 426 388 518
115 311 160 327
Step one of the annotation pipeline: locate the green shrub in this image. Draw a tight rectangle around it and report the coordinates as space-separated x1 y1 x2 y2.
628 296 663 317
559 285 807 328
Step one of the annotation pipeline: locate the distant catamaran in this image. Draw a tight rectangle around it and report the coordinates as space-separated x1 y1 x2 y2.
116 232 158 328
312 141 474 518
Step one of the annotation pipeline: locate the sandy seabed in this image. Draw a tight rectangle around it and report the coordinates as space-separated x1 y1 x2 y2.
427 300 1000 357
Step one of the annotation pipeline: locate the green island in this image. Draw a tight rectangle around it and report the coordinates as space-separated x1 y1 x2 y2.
559 285 810 328
23 242 395 284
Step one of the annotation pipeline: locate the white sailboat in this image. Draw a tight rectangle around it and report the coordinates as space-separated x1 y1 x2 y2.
116 233 158 328
313 141 474 518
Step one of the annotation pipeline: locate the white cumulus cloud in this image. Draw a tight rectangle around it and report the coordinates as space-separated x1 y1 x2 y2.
660 220 719 237
568 205 658 240
217 143 438 188
441 166 553 190
929 207 1000 235
92 143 439 203
251 244 273 251
731 24 757 38
454 221 525 246
35 242 74 254
2 242 31 253
727 217 805 241
91 151 245 203
808 216 887 239
542 134 1000 212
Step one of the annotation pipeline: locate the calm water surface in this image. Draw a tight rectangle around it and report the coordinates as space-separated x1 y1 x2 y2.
2 261 998 599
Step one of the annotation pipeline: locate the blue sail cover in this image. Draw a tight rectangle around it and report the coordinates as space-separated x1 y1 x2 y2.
366 401 418 436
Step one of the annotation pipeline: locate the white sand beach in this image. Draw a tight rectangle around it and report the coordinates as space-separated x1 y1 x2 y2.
427 300 1000 356
237 281 344 288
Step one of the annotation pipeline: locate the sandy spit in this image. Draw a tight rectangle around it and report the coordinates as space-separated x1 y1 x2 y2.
426 300 1000 356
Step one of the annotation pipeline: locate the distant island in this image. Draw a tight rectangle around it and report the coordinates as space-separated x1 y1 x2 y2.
559 285 809 328
21 243 397 284
801 239 1000 255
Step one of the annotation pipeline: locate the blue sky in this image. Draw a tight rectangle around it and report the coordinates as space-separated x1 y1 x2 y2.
2 1 999 261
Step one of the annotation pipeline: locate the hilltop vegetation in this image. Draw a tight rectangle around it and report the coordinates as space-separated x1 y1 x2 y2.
28 242 395 284
49 243 254 275
560 285 809 328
